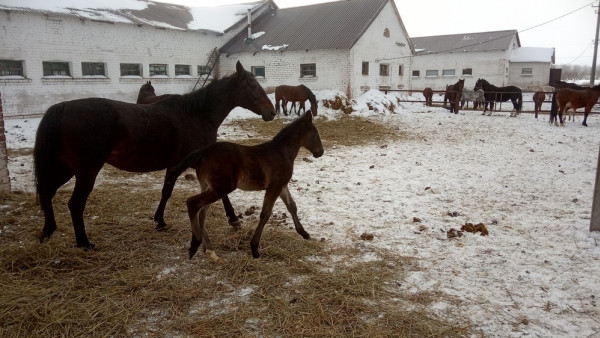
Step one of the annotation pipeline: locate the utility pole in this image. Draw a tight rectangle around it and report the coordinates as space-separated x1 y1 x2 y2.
589 0 600 231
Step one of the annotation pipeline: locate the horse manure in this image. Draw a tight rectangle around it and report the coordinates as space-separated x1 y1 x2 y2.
447 211 459 217
461 222 489 236
184 173 196 181
360 232 374 241
446 228 462 238
412 217 421 223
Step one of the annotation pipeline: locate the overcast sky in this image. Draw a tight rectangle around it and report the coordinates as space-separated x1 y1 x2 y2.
161 0 598 66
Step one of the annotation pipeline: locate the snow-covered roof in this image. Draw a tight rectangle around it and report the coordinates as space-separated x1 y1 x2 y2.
510 47 555 63
0 0 266 33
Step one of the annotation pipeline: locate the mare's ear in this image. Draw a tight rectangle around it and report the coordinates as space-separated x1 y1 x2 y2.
236 61 245 74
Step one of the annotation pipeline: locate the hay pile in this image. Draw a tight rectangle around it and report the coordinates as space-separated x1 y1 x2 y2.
0 117 470 336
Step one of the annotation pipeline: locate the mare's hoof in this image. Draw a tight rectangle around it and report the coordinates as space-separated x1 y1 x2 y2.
252 252 260 259
39 232 51 244
155 225 169 232
77 242 95 251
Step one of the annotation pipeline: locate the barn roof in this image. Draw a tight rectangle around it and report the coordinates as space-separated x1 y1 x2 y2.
411 30 520 55
0 0 275 34
221 0 412 55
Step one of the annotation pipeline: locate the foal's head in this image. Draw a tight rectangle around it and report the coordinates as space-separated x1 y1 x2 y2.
230 61 276 121
298 110 324 158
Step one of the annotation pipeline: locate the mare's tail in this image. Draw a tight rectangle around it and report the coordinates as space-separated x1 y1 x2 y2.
164 147 207 190
549 92 558 123
33 104 64 201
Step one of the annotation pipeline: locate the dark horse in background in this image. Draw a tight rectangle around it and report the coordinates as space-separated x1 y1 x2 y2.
533 91 546 119
136 81 176 104
443 79 464 114
553 84 600 127
422 87 433 106
34 61 275 249
549 81 588 125
275 85 318 116
473 78 522 116
164 111 323 261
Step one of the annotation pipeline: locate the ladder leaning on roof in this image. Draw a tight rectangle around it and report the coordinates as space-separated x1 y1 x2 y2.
193 47 220 91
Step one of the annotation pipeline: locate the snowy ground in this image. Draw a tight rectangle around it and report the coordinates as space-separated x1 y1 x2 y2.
3 91 600 337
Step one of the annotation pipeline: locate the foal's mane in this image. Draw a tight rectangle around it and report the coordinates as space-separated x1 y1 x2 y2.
272 115 310 144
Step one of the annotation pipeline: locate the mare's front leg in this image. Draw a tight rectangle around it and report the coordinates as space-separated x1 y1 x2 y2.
154 167 178 230
279 185 310 239
250 188 281 258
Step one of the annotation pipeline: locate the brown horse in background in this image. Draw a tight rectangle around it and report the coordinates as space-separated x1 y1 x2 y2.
533 91 545 118
275 85 318 116
549 81 588 124
423 87 433 106
34 61 275 249
554 85 600 127
444 79 465 114
164 111 323 261
136 81 176 104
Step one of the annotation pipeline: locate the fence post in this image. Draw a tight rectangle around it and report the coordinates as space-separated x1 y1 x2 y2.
0 90 11 192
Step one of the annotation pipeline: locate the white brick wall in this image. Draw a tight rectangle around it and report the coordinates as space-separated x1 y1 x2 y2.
0 10 237 117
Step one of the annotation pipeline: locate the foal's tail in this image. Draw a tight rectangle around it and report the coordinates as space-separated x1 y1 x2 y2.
164 147 207 191
33 103 64 201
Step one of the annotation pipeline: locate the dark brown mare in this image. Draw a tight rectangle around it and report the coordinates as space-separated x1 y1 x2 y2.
275 85 318 116
443 79 464 114
164 110 323 261
473 78 522 116
136 81 176 104
554 84 600 127
533 91 545 118
423 87 433 106
549 81 588 125
34 61 275 249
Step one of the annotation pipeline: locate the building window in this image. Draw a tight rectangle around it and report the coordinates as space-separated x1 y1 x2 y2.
149 63 168 77
426 70 438 77
442 69 455 76
362 62 369 75
522 68 533 76
175 64 190 76
412 70 420 77
462 68 473 76
379 64 389 76
43 61 70 77
300 63 316 77
198 65 212 76
251 66 265 77
398 65 403 76
82 62 105 76
120 63 142 77
0 60 24 77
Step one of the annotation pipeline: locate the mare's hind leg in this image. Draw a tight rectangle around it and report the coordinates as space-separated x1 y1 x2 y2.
250 187 281 258
68 169 102 249
186 190 223 262
279 185 310 240
39 168 74 243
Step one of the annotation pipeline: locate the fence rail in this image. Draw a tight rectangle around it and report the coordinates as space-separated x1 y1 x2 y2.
380 89 600 115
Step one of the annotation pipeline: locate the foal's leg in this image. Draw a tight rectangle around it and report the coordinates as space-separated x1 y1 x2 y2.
279 185 310 240
250 188 281 258
221 196 241 228
186 190 222 262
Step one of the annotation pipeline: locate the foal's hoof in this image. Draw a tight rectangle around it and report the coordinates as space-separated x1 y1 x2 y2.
229 220 242 229
205 250 223 264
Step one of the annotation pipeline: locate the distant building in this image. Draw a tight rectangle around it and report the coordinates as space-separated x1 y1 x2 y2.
410 30 556 92
0 0 556 118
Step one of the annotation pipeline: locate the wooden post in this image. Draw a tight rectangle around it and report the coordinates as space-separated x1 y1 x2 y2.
590 1 600 231
0 90 11 192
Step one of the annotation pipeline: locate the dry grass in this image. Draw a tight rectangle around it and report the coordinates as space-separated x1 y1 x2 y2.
0 117 471 337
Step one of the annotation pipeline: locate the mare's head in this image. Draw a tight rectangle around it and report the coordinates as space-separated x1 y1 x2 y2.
230 61 275 121
298 110 323 158
457 79 465 91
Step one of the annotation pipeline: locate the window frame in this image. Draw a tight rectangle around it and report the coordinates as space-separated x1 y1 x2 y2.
398 65 403 76
82 62 106 77
43 61 71 77
442 69 455 76
300 63 316 78
412 70 420 77
379 63 389 76
197 65 212 76
120 63 142 77
362 61 369 75
521 67 533 76
425 69 439 77
462 68 473 76
0 60 25 77
175 64 191 76
149 63 168 77
251 66 265 77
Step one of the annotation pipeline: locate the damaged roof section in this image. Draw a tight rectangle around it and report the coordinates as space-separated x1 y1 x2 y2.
0 0 267 33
